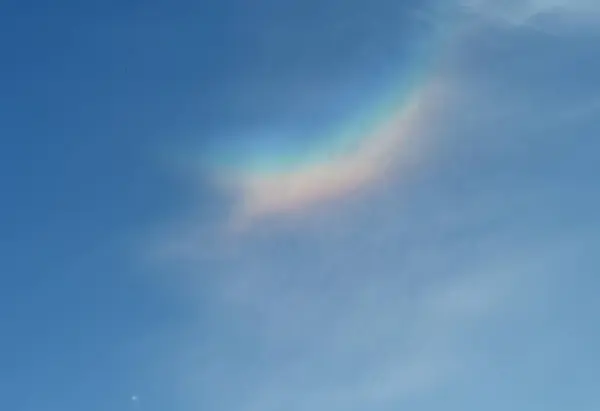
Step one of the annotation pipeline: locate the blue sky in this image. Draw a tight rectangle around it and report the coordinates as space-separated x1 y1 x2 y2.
1 1 600 411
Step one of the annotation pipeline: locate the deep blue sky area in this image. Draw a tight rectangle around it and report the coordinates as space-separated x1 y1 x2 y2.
0 3 207 409
1 1 600 411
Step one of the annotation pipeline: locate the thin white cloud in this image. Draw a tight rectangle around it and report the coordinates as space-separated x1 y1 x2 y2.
141 4 600 410
147 107 584 411
149 150 570 411
462 0 600 26
218 92 431 228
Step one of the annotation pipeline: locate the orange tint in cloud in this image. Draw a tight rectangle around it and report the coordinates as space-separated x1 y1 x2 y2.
217 86 439 228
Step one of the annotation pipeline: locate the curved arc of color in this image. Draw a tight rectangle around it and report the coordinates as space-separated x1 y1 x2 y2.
201 2 458 223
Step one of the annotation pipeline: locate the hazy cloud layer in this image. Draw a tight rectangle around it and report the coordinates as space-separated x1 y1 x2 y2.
143 3 600 411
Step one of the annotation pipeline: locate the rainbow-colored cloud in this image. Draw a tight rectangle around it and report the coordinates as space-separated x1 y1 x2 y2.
194 5 451 225
227 97 427 222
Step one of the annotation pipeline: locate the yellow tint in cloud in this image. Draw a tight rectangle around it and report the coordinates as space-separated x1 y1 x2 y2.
220 87 437 228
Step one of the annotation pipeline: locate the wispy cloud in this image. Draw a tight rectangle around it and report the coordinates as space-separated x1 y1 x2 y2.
222 87 440 227
461 0 600 29
141 3 600 410
150 137 571 411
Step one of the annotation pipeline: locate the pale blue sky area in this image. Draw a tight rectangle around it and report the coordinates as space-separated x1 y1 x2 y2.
1 1 599 411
